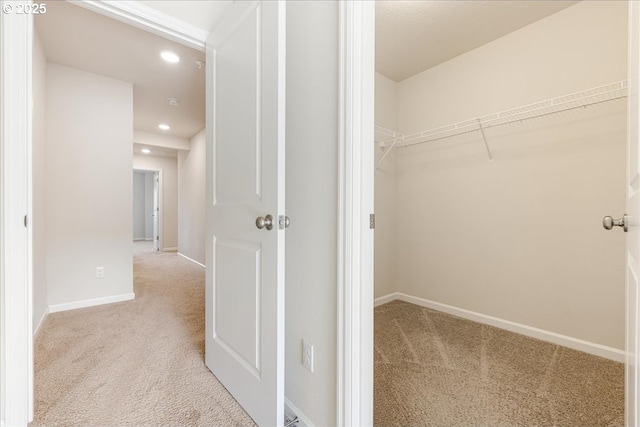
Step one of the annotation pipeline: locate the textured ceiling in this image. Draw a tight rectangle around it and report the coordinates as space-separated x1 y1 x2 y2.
376 0 580 82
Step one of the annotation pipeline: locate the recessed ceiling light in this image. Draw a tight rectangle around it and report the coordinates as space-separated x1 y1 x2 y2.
141 148 151 154
158 124 170 131
160 50 180 63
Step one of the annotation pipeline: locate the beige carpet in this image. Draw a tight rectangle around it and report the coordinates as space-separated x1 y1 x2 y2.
30 248 255 427
374 300 625 427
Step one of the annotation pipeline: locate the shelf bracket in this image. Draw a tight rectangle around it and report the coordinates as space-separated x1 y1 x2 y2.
375 135 404 169
477 119 493 162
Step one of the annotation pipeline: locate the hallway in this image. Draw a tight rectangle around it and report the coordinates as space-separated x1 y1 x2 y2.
31 249 254 427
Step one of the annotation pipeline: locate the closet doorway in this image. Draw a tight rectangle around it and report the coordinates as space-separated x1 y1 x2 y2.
373 2 627 426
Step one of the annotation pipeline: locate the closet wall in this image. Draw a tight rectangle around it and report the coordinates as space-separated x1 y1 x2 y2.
376 1 627 351
375 73 398 298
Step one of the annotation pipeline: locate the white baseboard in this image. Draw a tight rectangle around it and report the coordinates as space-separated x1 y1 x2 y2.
49 293 135 314
34 308 50 337
373 292 398 307
285 398 315 427
133 238 145 241
162 247 178 252
177 252 206 268
375 292 625 363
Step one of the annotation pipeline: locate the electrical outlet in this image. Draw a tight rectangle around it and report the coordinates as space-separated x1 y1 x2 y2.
96 267 104 278
302 340 314 373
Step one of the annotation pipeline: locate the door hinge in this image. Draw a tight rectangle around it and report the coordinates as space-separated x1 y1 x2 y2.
24 215 29 228
369 213 375 229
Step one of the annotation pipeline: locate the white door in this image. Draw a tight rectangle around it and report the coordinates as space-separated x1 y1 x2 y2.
204 2 286 426
626 3 640 426
153 171 159 251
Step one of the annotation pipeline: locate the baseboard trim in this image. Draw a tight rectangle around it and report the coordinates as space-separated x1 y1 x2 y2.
49 293 135 314
285 398 316 427
375 292 625 363
162 247 178 252
34 308 50 337
373 292 398 307
177 253 206 268
133 238 145 241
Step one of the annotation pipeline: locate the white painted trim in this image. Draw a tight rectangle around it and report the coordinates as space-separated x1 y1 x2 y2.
33 309 49 338
285 398 316 427
162 247 178 252
337 2 375 427
373 293 398 307
48 293 135 314
133 238 145 242
1 3 34 425
177 253 206 268
376 292 626 363
69 0 208 51
132 167 163 252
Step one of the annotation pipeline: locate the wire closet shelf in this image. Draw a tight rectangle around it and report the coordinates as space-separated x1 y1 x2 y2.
374 80 628 167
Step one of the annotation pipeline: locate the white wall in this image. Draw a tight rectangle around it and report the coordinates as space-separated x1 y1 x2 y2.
391 1 627 350
32 29 48 332
133 154 178 250
46 63 134 309
374 73 398 298
133 130 190 151
133 171 146 240
177 129 205 265
285 2 338 425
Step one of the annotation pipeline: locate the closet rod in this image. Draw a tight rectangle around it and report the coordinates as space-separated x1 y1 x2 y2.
374 80 628 152
374 125 402 143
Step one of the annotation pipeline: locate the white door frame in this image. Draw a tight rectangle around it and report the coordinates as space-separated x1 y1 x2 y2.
1 2 34 426
132 168 163 251
336 1 375 426
1 1 371 426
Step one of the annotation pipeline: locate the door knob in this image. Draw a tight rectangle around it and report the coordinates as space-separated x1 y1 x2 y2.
256 214 274 230
603 214 628 232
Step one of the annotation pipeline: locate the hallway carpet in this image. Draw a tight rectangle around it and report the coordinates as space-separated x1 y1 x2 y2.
374 300 625 427
30 247 255 427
